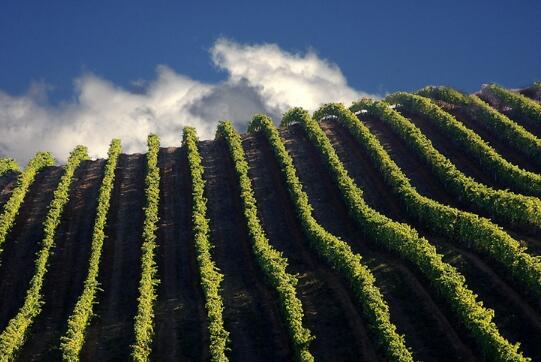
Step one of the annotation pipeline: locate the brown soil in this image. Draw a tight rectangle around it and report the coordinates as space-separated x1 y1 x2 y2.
80 154 146 361
242 132 380 361
321 119 541 358
150 147 208 361
17 159 106 360
199 139 293 361
0 166 63 329
0 171 19 209
281 124 476 361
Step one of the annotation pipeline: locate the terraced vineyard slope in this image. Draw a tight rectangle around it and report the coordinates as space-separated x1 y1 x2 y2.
0 83 540 361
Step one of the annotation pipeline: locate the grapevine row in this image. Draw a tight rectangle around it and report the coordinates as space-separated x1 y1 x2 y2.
481 84 541 126
247 115 414 362
417 86 541 168
385 92 541 197
132 134 161 361
0 146 88 359
60 139 122 361
357 93 541 231
183 127 229 362
0 158 19 176
290 106 528 361
0 152 55 258
321 102 541 302
216 121 314 362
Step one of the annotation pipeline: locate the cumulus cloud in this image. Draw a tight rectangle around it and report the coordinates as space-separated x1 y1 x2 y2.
0 38 377 164
211 39 372 112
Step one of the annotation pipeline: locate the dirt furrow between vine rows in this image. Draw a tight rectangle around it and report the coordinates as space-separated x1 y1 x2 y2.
151 147 208 361
80 154 146 361
0 166 63 330
445 105 541 173
281 124 475 362
322 120 541 359
388 113 541 246
398 110 508 189
199 140 292 361
242 132 380 361
518 87 541 103
17 159 105 361
0 171 19 209
358 114 456 207
358 113 541 256
479 97 541 138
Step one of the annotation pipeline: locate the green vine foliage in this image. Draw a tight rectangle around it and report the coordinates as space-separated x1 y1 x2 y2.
60 139 122 361
0 152 55 259
248 114 414 362
132 135 161 361
292 106 529 361
216 121 314 362
481 84 541 126
418 86 541 168
0 145 88 360
0 158 19 176
320 101 541 303
385 92 541 198
183 127 229 362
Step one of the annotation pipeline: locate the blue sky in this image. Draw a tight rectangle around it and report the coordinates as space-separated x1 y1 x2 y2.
2 0 539 98
0 0 540 162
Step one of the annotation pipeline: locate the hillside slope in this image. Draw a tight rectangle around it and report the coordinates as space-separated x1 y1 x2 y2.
0 84 540 361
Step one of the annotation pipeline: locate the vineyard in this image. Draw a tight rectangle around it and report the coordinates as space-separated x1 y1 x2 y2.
0 83 541 361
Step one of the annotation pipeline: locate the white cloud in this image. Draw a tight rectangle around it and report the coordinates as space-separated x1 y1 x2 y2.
0 39 377 164
211 39 372 112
